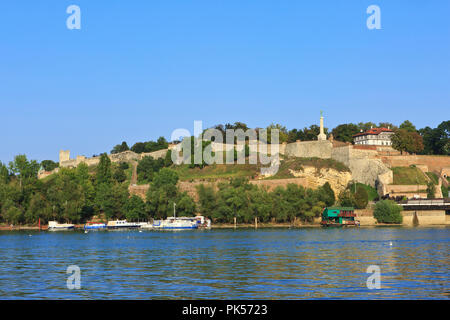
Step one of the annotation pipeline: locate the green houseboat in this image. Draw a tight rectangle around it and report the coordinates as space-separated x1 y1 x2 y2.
321 207 360 227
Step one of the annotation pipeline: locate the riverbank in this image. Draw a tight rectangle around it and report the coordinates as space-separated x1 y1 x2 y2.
2 222 448 231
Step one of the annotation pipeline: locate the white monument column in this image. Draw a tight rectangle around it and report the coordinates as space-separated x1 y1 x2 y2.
317 111 326 141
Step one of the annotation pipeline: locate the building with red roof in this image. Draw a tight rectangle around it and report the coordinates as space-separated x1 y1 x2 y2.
353 127 394 146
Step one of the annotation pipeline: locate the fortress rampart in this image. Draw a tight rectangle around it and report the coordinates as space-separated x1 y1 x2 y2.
54 138 449 200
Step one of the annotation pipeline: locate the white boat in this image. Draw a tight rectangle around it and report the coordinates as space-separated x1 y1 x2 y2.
48 221 75 231
106 220 140 229
153 217 198 230
84 222 106 230
152 203 199 230
194 215 212 229
140 222 154 229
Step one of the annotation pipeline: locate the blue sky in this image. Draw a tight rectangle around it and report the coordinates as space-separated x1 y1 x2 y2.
0 0 449 163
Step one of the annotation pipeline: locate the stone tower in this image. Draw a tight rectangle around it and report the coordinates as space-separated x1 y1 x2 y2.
59 150 70 166
317 111 327 141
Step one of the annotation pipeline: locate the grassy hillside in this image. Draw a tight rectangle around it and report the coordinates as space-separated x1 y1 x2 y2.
267 157 350 180
425 172 439 185
349 182 379 201
392 166 428 185
171 163 260 181
169 156 350 182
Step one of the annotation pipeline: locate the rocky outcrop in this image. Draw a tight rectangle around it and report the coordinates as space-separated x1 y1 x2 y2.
288 166 352 195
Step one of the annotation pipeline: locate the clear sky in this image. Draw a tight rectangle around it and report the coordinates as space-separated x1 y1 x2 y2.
0 0 449 163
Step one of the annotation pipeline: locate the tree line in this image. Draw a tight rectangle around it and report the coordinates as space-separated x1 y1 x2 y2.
1 152 344 225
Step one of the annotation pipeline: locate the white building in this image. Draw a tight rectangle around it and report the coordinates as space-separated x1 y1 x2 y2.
353 127 394 146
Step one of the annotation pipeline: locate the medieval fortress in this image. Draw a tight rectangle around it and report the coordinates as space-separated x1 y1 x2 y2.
49 114 450 201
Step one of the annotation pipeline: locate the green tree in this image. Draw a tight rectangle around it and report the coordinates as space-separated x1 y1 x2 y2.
0 162 9 184
391 129 424 154
41 160 59 172
96 153 112 185
266 123 289 143
399 120 417 132
146 168 180 219
124 195 146 221
8 155 40 188
373 200 403 224
176 192 196 217
353 186 369 209
331 123 359 143
137 156 165 183
94 182 129 220
338 190 354 207
441 185 448 198
2 200 23 225
111 141 130 154
112 165 127 183
318 182 335 206
426 181 436 199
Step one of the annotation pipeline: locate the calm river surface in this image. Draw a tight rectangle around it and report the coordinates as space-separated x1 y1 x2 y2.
0 227 448 299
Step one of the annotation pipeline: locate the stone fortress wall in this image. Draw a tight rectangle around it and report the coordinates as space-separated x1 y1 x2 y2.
55 138 449 199
51 113 450 199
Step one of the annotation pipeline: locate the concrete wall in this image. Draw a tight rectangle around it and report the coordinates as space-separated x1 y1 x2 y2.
285 140 332 158
402 210 446 226
59 149 170 169
331 145 392 188
378 155 450 172
140 149 168 160
355 209 377 226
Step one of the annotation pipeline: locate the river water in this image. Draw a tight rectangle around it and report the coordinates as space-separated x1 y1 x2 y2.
0 227 448 299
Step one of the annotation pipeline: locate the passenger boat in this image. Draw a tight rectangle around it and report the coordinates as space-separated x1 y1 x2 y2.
152 203 201 230
106 220 140 229
153 217 198 230
84 222 106 230
321 207 360 227
140 222 154 229
48 221 75 231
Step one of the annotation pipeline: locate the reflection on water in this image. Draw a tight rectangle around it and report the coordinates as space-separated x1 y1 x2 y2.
0 227 448 299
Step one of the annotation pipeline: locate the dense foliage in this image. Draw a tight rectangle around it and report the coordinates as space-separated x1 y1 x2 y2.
196 179 334 224
426 181 436 199
111 141 130 154
130 137 169 154
338 183 369 209
40 160 59 172
373 200 403 224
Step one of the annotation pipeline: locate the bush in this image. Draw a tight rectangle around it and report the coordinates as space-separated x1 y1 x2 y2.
426 181 436 199
373 200 403 224
319 182 335 207
441 185 448 198
353 186 368 209
338 190 354 207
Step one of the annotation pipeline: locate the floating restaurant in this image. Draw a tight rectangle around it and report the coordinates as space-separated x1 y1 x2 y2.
321 207 360 227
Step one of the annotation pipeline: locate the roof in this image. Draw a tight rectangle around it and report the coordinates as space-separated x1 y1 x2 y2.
353 127 394 137
325 207 355 211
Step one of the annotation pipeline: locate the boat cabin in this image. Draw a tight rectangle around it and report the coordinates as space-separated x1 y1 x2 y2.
321 207 359 227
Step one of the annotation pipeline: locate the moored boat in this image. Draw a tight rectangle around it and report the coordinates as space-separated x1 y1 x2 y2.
106 220 140 229
321 207 360 227
153 217 198 230
48 221 75 231
84 222 106 230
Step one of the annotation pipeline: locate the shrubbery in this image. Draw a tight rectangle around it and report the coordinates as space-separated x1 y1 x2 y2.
196 179 333 224
338 183 369 209
373 200 403 224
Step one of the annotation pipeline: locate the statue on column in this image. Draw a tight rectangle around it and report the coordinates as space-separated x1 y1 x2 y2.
317 110 327 141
